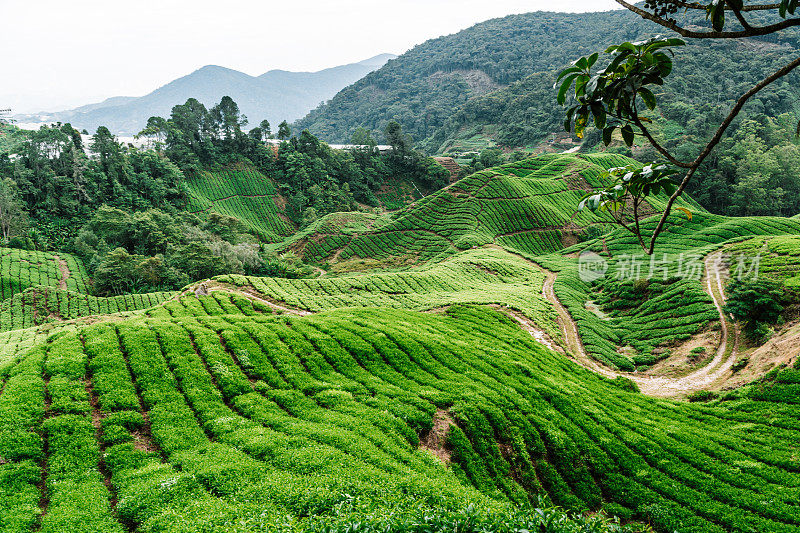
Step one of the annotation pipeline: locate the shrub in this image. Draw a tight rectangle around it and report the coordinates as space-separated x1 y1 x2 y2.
723 279 787 341
687 390 719 402
731 357 749 373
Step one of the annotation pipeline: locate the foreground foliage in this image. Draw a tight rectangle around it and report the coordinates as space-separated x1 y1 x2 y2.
0 299 797 532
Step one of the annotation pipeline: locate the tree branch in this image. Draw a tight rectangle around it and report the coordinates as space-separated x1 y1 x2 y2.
632 115 693 168
670 1 780 11
614 0 800 38
646 53 800 254
727 0 754 30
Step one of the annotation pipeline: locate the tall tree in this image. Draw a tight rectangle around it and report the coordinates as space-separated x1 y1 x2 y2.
277 121 292 140
90 126 120 174
0 178 28 242
259 119 272 139
137 116 169 151
384 120 410 154
210 95 248 140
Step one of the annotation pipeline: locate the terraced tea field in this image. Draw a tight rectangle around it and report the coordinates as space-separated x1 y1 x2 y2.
215 247 560 341
186 167 295 242
726 234 800 287
283 153 701 266
537 212 800 371
0 248 88 297
0 153 798 533
0 298 797 532
0 248 177 336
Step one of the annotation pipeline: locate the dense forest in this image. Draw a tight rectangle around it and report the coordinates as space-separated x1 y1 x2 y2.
0 97 449 293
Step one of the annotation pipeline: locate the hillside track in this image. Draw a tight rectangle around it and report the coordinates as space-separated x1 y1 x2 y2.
204 282 312 316
53 255 71 290
531 252 740 397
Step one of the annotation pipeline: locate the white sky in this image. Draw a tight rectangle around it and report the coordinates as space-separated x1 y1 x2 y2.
2 0 621 113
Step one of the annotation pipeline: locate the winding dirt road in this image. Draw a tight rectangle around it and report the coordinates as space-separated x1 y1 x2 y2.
533 251 739 397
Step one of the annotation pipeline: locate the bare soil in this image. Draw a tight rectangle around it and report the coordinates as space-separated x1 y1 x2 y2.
53 255 70 290
419 409 454 463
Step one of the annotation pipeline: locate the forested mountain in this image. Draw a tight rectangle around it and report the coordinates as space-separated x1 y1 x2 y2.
294 10 800 216
15 54 396 136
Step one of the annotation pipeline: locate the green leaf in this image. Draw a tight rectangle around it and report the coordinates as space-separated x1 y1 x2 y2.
711 2 726 31
639 88 657 110
592 105 607 129
557 74 580 105
621 125 635 147
556 66 582 83
602 126 614 146
654 53 674 77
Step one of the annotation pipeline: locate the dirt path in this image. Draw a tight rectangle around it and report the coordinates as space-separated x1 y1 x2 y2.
541 273 617 378
533 252 739 398
53 255 70 290
217 285 312 317
491 304 563 354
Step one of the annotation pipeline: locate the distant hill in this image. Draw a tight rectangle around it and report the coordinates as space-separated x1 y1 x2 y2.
294 10 800 153
15 54 396 136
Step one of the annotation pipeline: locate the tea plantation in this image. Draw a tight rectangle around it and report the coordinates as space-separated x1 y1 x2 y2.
216 247 560 340
0 154 798 533
283 153 701 265
536 212 800 370
0 300 798 532
186 167 295 242
0 248 175 334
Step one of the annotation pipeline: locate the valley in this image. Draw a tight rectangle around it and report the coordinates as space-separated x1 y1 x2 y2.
0 149 798 532
1 1 800 532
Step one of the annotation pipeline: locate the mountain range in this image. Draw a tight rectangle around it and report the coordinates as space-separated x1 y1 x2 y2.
15 54 396 136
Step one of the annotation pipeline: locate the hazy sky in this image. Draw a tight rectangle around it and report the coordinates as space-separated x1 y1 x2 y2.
2 0 621 113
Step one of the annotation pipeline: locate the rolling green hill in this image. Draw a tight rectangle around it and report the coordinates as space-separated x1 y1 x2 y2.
0 292 798 532
0 154 798 532
282 153 702 266
216 246 560 341
186 166 296 242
